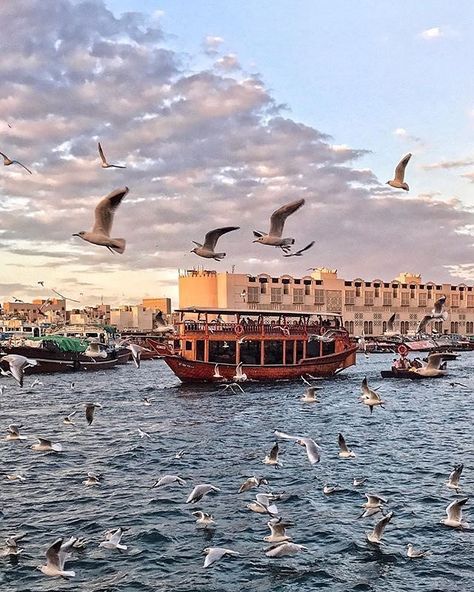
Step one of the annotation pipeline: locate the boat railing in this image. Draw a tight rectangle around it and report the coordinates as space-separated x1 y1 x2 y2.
180 321 346 338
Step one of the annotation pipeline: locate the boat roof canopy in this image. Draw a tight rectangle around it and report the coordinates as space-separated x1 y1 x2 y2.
176 307 342 319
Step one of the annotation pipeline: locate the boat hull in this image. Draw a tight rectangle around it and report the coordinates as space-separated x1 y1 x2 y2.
380 369 445 379
163 347 357 383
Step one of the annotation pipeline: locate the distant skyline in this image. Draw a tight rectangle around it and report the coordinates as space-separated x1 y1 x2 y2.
2 1 474 307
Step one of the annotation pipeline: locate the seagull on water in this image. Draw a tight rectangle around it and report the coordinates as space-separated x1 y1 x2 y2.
203 547 239 568
274 430 321 464
191 226 240 261
143 397 154 406
263 442 280 466
238 476 268 494
98 142 126 169
366 511 393 544
0 354 38 387
5 472 26 482
233 362 247 383
387 153 411 191
323 484 339 495
407 543 431 558
416 295 448 334
0 151 32 174
84 402 102 425
39 537 77 578
73 187 128 254
30 378 43 387
32 438 62 452
441 498 469 528
0 534 26 557
253 198 305 252
99 527 127 550
151 474 186 488
83 473 101 486
186 483 220 504
265 542 308 557
283 240 315 257
192 511 215 527
359 377 384 413
446 464 463 491
353 477 368 487
5 424 27 441
138 427 151 439
338 433 356 458
63 411 77 426
264 518 292 543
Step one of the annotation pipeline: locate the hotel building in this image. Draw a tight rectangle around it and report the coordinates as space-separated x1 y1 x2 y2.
178 268 474 336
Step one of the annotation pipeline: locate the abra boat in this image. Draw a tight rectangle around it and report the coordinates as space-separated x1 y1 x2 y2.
162 307 357 383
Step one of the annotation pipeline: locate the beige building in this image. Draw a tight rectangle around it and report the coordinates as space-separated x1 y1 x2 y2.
142 298 172 315
178 268 474 336
110 305 154 332
2 298 66 323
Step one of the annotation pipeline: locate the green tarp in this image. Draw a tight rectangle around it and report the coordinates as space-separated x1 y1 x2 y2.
29 335 88 352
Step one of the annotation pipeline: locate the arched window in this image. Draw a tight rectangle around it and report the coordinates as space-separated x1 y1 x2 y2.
382 321 387 333
368 321 373 335
363 321 369 334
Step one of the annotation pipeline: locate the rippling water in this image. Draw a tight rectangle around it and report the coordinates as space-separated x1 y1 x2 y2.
1 353 473 591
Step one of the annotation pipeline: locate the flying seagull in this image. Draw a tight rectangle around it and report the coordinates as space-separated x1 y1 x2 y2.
359 377 384 413
99 527 127 550
446 464 463 492
186 483 220 504
274 430 321 464
263 442 280 466
238 476 268 494
39 537 77 578
151 475 186 489
387 153 411 191
0 151 32 174
253 198 305 252
0 354 38 387
98 142 126 169
127 344 151 368
193 511 215 527
338 433 356 458
417 296 448 334
366 511 393 544
265 542 308 558
51 289 80 303
283 241 315 257
441 498 469 528
191 226 240 261
73 187 128 254
203 547 239 568
84 403 102 426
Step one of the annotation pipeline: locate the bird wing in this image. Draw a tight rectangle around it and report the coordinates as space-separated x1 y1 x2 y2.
45 538 63 569
394 153 411 182
416 315 432 334
92 187 129 236
425 353 444 370
433 296 446 314
38 437 52 446
58 537 77 570
269 199 305 237
273 430 299 441
302 438 321 464
202 226 240 250
108 528 123 545
448 464 463 485
446 498 467 520
338 433 349 453
387 313 396 332
85 405 95 424
373 512 393 538
268 442 279 461
98 142 107 165
295 241 315 255
361 377 371 397
12 160 32 174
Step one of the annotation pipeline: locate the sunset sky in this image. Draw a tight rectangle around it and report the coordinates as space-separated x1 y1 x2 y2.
2 1 474 306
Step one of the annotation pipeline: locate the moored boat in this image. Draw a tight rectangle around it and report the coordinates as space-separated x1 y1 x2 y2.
162 307 357 383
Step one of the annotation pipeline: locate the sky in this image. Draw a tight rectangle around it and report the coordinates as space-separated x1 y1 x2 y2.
2 1 474 307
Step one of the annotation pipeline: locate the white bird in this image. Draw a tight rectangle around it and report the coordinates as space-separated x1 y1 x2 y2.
253 199 305 252
265 542 308 557
31 438 62 452
247 492 279 516
274 430 321 464
63 411 77 426
30 378 43 387
186 483 220 504
192 511 215 527
151 475 186 488
0 354 38 387
5 424 27 441
98 141 126 169
300 386 320 403
386 153 411 191
99 527 127 550
360 493 387 518
441 498 469 528
85 402 102 425
143 397 154 406
338 433 356 458
39 537 77 578
137 428 151 439
83 473 101 486
407 543 431 558
174 449 186 459
213 364 222 379
283 240 316 257
417 295 448 334
263 442 280 466
127 344 151 369
238 476 268 494
203 547 239 568
0 534 26 557
5 472 26 482
353 477 368 487
323 484 339 495
0 150 32 174
359 377 384 413
264 518 292 543
446 464 463 491
73 187 128 254
191 227 240 261
233 362 247 383
366 512 393 544
413 353 447 378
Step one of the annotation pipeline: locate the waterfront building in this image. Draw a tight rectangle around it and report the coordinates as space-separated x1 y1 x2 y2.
109 305 154 332
142 298 172 315
1 298 66 323
178 268 474 336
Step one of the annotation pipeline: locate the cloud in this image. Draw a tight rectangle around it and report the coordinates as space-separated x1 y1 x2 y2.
423 158 474 170
0 0 474 305
214 54 241 72
420 27 444 40
393 128 422 144
203 35 224 55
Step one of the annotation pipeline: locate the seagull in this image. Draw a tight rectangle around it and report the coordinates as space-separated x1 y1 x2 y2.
127 344 151 369
192 511 215 526
99 527 127 550
323 484 339 495
98 142 126 169
300 386 320 403
31 438 62 452
359 377 384 413
72 187 128 254
83 473 101 486
353 477 368 487
39 537 77 578
283 241 315 257
0 385 5 396
366 512 393 544
264 518 292 543
360 493 387 518
203 547 239 568
413 353 446 378
265 542 308 557
38 281 45 287
151 475 186 488
338 433 356 458
191 226 240 261
385 312 397 334
174 449 186 459
233 362 247 383
274 430 321 464
446 464 463 491
0 534 26 557
0 151 32 174
5 472 26 482
5 424 27 441
186 483 220 504
387 153 411 191
84 402 102 425
30 378 43 388
51 289 80 303
417 296 448 334
142 397 154 406
449 382 469 389
0 354 38 387
238 476 268 494
63 411 77 426
219 382 245 394
263 442 280 466
441 498 469 528
138 427 151 439
253 198 305 252
247 493 279 516
407 543 431 558
213 364 222 379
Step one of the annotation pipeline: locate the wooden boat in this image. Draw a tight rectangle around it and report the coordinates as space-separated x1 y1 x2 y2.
162 307 357 383
0 335 130 374
119 333 174 359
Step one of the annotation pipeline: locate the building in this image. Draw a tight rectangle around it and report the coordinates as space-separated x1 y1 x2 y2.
178 268 474 336
142 298 172 315
109 305 153 332
1 298 66 323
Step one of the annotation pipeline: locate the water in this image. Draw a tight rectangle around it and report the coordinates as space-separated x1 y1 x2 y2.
1 353 473 591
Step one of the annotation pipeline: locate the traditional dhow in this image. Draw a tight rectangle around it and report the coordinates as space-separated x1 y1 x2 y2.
163 307 356 382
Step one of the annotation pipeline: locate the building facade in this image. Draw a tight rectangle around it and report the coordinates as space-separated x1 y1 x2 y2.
178 268 474 336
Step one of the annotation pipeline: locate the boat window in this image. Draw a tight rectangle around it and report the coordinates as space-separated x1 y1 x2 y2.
285 340 294 364
306 339 320 358
322 341 336 356
196 340 205 361
264 341 283 365
239 340 261 365
209 340 236 364
296 340 304 362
